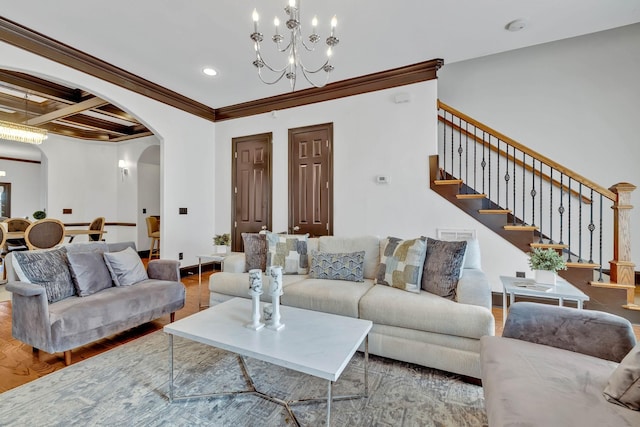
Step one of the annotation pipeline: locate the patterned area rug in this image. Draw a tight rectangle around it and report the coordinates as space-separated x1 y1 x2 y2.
0 331 487 426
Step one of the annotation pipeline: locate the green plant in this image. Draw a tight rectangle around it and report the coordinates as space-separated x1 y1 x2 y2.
33 209 47 220
213 233 231 246
527 248 567 272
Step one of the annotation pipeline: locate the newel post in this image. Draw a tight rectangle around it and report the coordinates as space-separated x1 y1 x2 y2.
609 182 636 286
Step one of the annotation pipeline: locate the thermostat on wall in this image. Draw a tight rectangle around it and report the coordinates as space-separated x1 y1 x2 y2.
376 175 390 184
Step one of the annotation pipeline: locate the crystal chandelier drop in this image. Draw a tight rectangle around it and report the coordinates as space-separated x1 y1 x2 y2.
0 93 48 144
250 0 339 91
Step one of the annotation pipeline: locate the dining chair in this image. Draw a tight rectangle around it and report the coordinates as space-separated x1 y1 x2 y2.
88 216 106 241
0 223 7 281
24 218 66 250
146 216 160 259
4 217 31 252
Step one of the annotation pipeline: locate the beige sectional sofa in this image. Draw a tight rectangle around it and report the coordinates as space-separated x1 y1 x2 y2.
209 235 494 378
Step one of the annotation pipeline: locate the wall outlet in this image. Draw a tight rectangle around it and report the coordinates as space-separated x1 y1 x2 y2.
178 252 183 260
142 208 147 214
179 207 187 215
516 271 526 278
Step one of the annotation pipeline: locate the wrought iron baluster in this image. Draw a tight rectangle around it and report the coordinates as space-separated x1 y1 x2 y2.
530 158 536 228
481 131 486 195
496 139 500 206
578 183 583 263
450 115 454 178
473 126 477 191
504 142 510 210
567 179 573 262
558 174 565 244
597 193 604 282
539 161 543 243
442 110 447 175
458 120 463 183
588 189 595 264
522 152 526 225
512 146 517 225
549 167 553 244
465 122 469 194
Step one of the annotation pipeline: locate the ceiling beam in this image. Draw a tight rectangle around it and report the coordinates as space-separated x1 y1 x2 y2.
59 114 139 135
0 16 217 122
0 69 81 102
25 96 108 125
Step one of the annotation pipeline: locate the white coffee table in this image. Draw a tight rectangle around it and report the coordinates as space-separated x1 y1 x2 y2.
501 275 590 325
164 298 372 426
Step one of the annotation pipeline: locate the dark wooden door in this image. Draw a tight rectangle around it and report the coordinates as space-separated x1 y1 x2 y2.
288 123 333 237
232 133 272 252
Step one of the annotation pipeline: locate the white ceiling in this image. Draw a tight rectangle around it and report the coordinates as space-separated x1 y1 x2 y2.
2 0 640 108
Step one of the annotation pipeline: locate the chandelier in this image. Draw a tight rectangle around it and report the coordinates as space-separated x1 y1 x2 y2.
0 93 48 145
250 0 339 91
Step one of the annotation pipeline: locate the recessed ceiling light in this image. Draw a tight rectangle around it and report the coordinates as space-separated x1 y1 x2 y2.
202 67 218 76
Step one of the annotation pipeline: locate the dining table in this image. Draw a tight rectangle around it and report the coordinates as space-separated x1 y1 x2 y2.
5 229 106 242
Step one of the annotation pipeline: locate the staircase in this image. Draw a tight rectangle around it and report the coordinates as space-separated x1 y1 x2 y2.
432 100 639 323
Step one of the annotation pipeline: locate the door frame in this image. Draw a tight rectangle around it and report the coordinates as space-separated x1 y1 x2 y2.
231 132 273 251
288 122 334 236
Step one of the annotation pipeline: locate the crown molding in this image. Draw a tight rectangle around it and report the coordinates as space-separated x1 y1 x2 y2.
0 16 217 122
214 59 444 121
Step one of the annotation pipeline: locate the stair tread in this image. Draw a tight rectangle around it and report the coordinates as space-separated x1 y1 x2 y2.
478 209 511 214
504 225 539 231
433 179 463 186
622 304 640 311
530 243 569 249
456 194 486 199
566 261 600 269
590 281 636 290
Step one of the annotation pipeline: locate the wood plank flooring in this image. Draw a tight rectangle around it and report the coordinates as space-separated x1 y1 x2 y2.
0 268 638 393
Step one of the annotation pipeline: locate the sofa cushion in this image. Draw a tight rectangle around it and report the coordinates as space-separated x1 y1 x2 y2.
103 247 148 287
210 271 306 302
309 250 365 282
67 251 113 296
12 247 75 303
266 232 309 274
359 285 494 339
422 238 467 299
318 235 380 279
481 336 640 426
282 278 375 318
375 237 426 293
64 241 109 254
462 239 481 269
604 343 640 410
242 232 268 272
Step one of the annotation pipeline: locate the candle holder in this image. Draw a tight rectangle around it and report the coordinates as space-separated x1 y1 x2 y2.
245 269 265 330
267 266 284 331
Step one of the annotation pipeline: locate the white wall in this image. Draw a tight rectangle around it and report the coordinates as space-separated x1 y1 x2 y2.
215 81 530 291
0 156 42 218
439 23 640 268
0 41 216 267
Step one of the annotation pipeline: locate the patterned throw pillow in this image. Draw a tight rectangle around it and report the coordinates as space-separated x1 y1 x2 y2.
375 237 427 293
421 238 468 300
309 251 365 282
265 232 309 274
242 233 268 272
13 247 75 303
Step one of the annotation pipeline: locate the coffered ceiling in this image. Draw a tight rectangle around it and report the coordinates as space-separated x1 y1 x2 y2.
0 1 639 142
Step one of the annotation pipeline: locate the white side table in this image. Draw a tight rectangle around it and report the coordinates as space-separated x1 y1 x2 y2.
197 253 228 310
500 275 590 326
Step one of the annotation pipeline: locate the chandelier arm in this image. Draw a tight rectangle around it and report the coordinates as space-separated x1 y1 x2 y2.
300 67 331 89
255 50 289 73
257 68 289 86
299 58 330 74
300 38 318 52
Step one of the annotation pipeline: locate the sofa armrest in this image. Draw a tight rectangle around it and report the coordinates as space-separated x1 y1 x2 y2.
6 281 53 352
222 253 246 273
456 269 492 310
503 302 637 362
147 259 180 282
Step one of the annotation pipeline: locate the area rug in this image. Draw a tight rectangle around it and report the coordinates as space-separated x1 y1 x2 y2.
0 331 487 426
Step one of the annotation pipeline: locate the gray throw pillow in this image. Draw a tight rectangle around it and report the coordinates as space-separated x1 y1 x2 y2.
604 343 640 410
67 251 114 296
421 238 467 300
242 232 268 272
103 247 149 287
309 250 365 282
13 247 75 303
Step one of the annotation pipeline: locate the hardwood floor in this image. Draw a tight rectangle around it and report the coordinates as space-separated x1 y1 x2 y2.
0 268 638 394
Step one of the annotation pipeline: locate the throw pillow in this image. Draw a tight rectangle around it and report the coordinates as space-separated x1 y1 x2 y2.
309 250 365 282
604 343 640 410
421 238 467 300
67 251 114 296
12 247 75 303
265 232 309 275
375 237 427 293
242 232 268 272
103 247 149 287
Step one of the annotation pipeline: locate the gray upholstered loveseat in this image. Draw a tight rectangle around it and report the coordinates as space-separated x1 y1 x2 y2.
481 302 640 426
6 241 185 365
210 235 494 378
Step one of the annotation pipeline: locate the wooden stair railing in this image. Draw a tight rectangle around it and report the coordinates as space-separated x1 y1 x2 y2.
435 100 637 312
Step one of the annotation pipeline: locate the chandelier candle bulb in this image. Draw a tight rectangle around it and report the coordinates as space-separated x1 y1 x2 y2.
252 9 259 32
